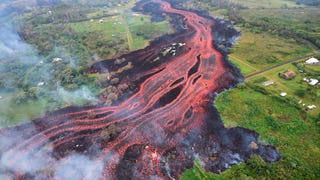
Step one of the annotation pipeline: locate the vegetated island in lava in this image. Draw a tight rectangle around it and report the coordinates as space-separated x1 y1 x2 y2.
0 0 281 179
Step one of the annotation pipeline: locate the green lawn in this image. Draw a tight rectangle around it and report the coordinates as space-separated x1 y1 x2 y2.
70 12 171 56
229 56 257 75
230 30 314 71
245 62 319 116
231 0 303 8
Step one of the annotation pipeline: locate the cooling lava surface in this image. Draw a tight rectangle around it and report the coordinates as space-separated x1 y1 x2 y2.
0 0 280 179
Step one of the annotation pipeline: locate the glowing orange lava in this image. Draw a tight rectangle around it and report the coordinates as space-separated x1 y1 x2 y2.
0 0 280 179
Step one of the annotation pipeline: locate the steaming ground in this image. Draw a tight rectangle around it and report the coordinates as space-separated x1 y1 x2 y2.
0 3 99 127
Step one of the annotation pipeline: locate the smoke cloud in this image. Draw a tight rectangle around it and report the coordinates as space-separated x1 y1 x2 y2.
54 154 104 179
56 86 99 105
0 2 104 178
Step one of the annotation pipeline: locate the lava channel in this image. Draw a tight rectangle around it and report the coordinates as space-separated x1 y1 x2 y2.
0 0 280 179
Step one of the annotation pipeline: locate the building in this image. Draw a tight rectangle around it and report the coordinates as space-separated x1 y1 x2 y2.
305 57 319 65
52 57 62 62
280 92 287 97
281 70 296 80
307 105 317 110
309 78 319 86
262 80 275 86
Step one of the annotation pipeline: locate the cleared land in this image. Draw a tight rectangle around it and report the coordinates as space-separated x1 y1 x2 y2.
230 30 314 72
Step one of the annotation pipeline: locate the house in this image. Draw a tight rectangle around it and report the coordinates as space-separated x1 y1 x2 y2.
305 57 319 65
37 82 45 87
280 92 287 97
281 70 296 80
309 78 319 86
262 80 275 86
307 105 317 110
52 57 62 62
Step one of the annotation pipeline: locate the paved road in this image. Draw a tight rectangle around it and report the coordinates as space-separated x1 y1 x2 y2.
245 52 320 79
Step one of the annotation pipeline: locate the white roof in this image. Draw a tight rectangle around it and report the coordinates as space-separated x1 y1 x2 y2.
309 79 319 86
307 105 316 110
280 92 287 97
53 57 62 62
306 58 319 64
37 82 45 86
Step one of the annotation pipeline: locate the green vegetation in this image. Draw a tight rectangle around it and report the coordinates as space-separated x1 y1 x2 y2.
0 0 172 127
181 0 320 179
289 0 320 6
239 8 320 48
230 31 313 71
246 63 319 116
182 83 320 179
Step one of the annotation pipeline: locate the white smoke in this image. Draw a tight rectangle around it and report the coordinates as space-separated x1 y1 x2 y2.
54 154 104 180
56 86 99 105
0 25 39 64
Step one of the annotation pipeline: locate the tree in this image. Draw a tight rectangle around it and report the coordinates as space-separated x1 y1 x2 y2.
294 89 305 98
15 90 27 103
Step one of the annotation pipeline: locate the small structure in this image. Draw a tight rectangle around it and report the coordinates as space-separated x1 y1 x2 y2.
0 96 2 99
52 57 62 62
307 105 317 110
262 80 275 86
309 78 319 86
280 92 287 97
37 82 45 87
280 70 296 80
99 19 104 24
178 42 186 47
305 57 319 65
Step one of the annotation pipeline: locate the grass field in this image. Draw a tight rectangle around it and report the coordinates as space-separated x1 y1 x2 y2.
231 0 303 8
246 62 319 116
216 85 319 178
70 12 171 58
182 84 320 179
230 30 314 72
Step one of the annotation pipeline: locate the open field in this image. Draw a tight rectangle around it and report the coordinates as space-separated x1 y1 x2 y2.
247 62 319 116
182 83 320 179
70 12 171 53
216 85 319 179
230 30 314 72
231 0 303 8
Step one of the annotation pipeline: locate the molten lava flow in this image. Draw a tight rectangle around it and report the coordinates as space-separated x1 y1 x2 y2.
0 0 280 179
